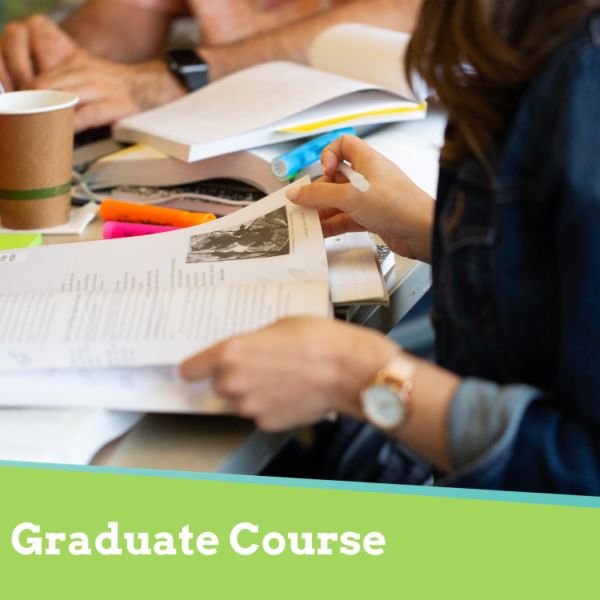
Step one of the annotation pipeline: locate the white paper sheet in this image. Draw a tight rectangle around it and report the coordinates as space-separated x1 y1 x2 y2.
325 233 387 305
309 24 431 104
0 367 226 413
0 281 329 371
0 408 142 464
364 111 447 199
0 202 98 235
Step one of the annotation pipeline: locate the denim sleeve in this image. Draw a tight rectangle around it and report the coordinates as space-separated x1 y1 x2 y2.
442 379 600 494
441 27 600 494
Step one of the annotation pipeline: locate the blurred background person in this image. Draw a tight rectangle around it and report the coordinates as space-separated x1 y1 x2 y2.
0 0 422 131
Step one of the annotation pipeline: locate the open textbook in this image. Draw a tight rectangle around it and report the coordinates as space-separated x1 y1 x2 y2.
0 177 330 374
81 141 300 195
113 25 428 163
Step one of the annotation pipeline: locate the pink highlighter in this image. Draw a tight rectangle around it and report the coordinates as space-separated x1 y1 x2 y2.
103 221 181 239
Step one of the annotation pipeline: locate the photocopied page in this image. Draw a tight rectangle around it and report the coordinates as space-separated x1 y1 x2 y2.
0 177 329 296
0 408 142 464
0 281 330 371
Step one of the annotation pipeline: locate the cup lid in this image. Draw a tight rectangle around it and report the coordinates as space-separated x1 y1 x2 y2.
0 90 79 115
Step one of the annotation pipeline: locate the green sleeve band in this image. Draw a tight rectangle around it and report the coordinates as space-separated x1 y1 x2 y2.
0 182 72 201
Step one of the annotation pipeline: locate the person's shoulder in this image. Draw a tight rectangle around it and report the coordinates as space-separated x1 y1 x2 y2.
512 15 600 155
530 15 600 107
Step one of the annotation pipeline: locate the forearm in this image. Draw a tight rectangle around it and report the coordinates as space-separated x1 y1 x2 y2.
385 358 460 472
338 351 460 473
61 0 173 62
200 0 423 81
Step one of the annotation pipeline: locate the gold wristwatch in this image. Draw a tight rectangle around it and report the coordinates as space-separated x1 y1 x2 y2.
360 355 417 430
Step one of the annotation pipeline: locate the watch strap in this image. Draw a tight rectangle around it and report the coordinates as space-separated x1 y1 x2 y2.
164 49 209 93
377 355 417 389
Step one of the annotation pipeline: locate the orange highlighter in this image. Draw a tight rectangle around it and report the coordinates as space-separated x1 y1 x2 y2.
99 199 216 228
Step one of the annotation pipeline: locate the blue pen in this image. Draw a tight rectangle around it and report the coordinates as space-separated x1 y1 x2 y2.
271 127 357 182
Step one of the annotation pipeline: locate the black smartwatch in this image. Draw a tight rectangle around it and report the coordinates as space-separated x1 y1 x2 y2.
164 49 210 92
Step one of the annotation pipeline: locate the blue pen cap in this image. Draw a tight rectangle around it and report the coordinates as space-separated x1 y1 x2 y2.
271 127 357 181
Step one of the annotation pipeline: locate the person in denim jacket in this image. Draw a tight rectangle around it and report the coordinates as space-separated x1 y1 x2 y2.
181 0 600 495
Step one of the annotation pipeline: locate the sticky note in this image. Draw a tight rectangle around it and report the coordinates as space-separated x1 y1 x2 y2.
0 234 43 251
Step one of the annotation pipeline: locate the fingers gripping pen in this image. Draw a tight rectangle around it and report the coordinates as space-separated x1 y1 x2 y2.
336 162 370 192
271 127 357 182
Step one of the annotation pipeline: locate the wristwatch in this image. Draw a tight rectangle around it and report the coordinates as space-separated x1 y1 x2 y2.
360 355 417 430
164 49 210 92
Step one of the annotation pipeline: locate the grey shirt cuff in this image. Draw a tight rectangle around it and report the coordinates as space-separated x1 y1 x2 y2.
448 378 541 470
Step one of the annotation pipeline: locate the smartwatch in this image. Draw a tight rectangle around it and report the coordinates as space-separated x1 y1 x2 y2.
360 355 417 430
164 49 210 92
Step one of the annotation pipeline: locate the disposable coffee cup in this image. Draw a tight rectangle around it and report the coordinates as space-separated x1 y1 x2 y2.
0 90 78 230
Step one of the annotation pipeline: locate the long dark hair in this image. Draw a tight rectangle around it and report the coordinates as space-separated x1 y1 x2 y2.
406 0 600 164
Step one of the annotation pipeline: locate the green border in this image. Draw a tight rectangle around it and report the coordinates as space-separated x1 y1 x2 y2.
0 459 598 509
0 182 72 201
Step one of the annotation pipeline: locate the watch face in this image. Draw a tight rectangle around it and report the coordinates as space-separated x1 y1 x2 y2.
168 49 207 68
361 385 406 429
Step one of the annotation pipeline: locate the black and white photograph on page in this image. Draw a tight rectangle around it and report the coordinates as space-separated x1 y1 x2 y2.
186 207 290 264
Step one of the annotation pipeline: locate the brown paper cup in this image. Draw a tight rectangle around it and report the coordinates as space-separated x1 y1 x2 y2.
0 90 78 230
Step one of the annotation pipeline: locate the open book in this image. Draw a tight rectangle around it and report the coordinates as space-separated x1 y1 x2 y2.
82 141 298 195
112 24 428 162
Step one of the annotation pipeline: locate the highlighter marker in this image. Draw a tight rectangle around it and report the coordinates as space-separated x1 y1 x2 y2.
271 127 356 182
103 221 181 240
99 200 216 227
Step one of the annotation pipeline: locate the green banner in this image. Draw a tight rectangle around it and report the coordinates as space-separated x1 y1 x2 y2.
0 182 72 201
0 463 597 598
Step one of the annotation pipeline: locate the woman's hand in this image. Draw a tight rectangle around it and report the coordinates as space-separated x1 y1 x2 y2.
180 317 398 432
285 135 435 263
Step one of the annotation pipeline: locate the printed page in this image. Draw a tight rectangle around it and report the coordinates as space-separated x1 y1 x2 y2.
0 280 330 371
113 61 393 161
0 367 227 413
325 233 388 305
309 24 431 104
0 178 329 296
0 408 142 464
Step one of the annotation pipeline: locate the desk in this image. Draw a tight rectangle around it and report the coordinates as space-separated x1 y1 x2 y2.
42 218 431 475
